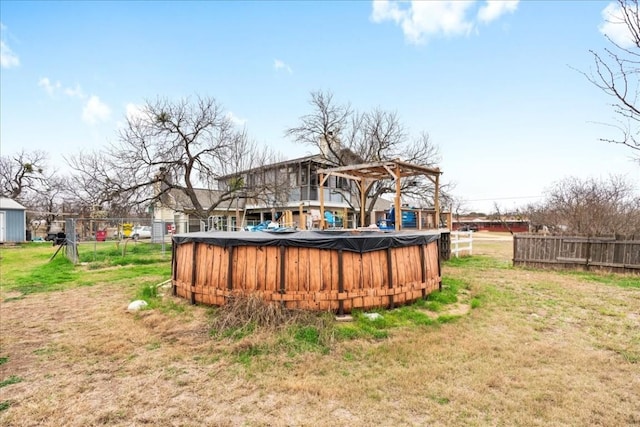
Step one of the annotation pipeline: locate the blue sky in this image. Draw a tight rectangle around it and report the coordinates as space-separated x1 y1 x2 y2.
1 0 638 213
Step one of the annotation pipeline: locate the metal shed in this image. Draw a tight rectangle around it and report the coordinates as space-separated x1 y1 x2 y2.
0 198 27 243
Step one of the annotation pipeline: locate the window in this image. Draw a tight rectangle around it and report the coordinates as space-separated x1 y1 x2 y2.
336 177 350 190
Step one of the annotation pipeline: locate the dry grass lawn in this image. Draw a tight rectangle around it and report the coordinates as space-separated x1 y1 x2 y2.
1 233 639 426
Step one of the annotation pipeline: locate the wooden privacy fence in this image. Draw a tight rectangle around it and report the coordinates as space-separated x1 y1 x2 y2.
513 234 640 274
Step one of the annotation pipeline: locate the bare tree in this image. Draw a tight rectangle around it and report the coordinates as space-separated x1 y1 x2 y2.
0 150 71 236
65 151 133 213
0 150 50 200
526 175 640 236
66 96 274 221
586 0 640 160
448 195 468 223
490 202 522 235
286 90 444 221
25 175 69 235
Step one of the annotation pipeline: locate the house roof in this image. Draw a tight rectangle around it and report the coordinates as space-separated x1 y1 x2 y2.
0 197 26 210
217 154 327 180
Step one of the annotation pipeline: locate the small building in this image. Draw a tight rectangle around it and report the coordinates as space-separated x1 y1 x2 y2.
0 198 27 243
452 216 530 233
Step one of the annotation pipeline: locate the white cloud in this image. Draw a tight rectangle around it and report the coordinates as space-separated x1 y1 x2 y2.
371 0 518 44
82 95 111 124
477 0 518 23
125 103 146 122
63 84 85 98
114 103 145 129
226 111 247 126
599 2 637 48
38 75 110 125
0 40 19 68
38 77 61 96
372 0 474 43
38 77 86 99
273 59 293 74
0 23 20 68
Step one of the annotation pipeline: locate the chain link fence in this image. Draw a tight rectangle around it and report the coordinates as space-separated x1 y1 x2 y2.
56 218 182 264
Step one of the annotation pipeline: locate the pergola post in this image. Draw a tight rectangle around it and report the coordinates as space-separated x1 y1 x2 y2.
360 178 367 228
434 173 440 228
319 172 325 229
395 164 401 231
299 203 305 230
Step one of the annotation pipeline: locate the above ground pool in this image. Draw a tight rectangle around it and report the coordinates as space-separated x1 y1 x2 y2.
171 229 442 314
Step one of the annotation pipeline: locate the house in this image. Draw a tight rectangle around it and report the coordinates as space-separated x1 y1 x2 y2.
220 154 348 228
0 197 27 243
153 153 392 231
151 187 240 233
217 154 398 229
151 144 449 232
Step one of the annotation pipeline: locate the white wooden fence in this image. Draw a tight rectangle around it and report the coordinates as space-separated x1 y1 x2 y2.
450 231 473 258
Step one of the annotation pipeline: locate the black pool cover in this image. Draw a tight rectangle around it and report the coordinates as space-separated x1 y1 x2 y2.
172 230 441 254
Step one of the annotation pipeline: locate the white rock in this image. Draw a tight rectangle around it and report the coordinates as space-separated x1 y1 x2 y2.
127 300 148 311
363 312 383 321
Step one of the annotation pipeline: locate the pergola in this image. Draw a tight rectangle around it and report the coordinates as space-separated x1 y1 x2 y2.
317 159 442 231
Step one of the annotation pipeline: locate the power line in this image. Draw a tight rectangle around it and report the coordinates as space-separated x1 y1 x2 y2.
463 195 543 202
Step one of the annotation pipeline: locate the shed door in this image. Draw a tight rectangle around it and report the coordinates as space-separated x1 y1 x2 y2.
0 211 5 242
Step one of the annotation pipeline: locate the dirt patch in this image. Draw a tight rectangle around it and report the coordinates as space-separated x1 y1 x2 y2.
423 303 471 319
1 291 23 301
443 302 471 316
